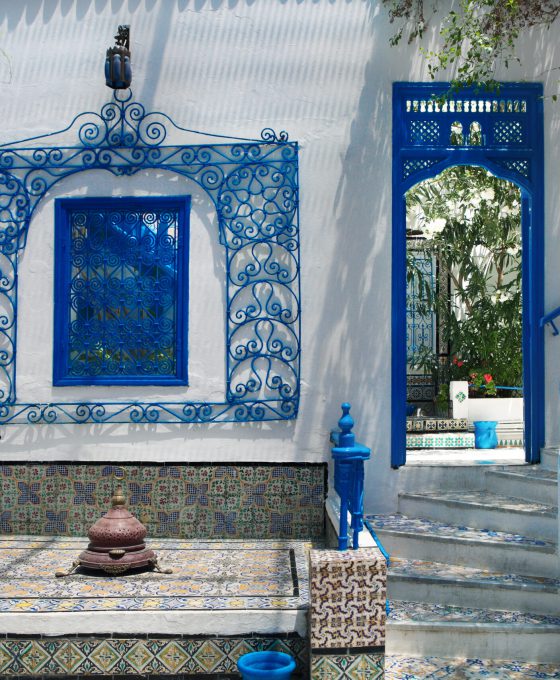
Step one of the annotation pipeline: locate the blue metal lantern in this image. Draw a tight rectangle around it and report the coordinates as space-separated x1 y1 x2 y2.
105 25 131 90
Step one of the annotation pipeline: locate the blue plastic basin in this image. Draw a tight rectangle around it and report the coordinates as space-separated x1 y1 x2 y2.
237 651 296 679
473 420 498 449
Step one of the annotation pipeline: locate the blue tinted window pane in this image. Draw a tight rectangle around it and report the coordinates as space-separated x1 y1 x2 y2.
54 197 189 385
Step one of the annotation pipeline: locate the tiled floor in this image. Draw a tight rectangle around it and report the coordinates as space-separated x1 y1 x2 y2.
385 656 560 679
366 513 552 547
0 536 311 612
389 600 560 625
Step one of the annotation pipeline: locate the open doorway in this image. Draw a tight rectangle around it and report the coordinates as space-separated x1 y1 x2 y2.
405 166 524 464
391 82 544 468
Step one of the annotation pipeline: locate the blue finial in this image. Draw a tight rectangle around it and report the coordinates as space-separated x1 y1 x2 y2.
339 402 355 446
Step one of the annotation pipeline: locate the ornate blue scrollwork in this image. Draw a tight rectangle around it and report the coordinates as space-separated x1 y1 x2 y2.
0 90 300 424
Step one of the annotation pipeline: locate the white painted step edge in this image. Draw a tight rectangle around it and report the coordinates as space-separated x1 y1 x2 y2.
388 620 560 632
388 577 560 615
375 527 556 552
0 609 308 637
386 622 560 663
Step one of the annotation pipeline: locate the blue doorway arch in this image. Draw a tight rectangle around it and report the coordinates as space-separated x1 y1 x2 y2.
392 82 544 467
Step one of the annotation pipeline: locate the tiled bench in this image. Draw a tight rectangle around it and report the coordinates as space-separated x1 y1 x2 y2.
0 536 312 677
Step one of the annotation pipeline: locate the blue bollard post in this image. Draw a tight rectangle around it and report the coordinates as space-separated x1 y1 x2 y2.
331 403 371 550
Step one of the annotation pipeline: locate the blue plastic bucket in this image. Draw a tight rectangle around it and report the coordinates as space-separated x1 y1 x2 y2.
237 651 296 679
473 421 498 449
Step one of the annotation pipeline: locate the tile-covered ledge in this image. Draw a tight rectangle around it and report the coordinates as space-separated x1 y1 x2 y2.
0 462 326 540
0 635 308 677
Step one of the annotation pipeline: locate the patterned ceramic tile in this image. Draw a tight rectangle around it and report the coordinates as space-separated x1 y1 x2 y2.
498 437 524 446
311 652 384 679
389 557 560 591
366 513 553 548
406 418 468 434
0 536 314 612
309 548 387 649
0 463 326 539
0 636 308 676
406 433 475 449
389 600 560 625
384 656 560 679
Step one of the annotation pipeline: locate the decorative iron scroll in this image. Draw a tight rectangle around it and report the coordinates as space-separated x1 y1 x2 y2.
406 248 436 362
0 90 300 424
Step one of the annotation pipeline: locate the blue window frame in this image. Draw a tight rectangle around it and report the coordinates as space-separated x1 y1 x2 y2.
53 196 190 386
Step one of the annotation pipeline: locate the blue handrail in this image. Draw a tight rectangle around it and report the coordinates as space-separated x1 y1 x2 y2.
468 384 523 392
540 306 560 336
330 403 371 550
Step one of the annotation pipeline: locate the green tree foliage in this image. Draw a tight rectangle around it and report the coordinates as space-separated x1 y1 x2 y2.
407 166 523 396
383 0 560 94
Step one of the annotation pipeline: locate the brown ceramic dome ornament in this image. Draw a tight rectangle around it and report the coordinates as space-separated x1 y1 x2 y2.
55 485 172 577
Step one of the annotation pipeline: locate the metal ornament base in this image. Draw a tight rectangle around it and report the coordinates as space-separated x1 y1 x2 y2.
55 553 172 577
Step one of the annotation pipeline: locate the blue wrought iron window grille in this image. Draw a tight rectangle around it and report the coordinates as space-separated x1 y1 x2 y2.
0 89 300 424
53 196 190 386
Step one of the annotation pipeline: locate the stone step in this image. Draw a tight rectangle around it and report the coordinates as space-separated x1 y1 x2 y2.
387 558 560 615
385 655 560 678
386 600 560 663
485 466 558 504
366 513 558 578
398 490 557 541
541 446 559 472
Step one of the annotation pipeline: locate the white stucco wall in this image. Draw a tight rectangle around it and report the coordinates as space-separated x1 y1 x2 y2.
0 1 559 512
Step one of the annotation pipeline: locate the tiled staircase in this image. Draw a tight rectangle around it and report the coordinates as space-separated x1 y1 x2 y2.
368 448 560 664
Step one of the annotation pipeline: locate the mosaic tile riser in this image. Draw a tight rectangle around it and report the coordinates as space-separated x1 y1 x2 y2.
0 636 308 677
405 433 475 449
0 463 326 539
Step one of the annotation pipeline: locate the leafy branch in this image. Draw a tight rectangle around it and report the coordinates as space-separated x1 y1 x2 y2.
382 0 560 94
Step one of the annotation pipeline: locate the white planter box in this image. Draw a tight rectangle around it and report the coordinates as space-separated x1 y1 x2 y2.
468 397 524 422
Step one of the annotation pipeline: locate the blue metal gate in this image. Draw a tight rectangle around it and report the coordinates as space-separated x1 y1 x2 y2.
392 82 544 467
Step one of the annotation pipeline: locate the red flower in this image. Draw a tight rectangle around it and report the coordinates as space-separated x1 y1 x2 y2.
457 360 464 367
484 373 493 383
470 372 478 379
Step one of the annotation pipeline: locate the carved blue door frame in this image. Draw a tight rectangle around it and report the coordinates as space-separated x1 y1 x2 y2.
392 82 544 467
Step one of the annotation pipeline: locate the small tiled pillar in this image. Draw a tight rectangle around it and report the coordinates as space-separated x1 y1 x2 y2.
309 547 386 679
450 380 469 419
